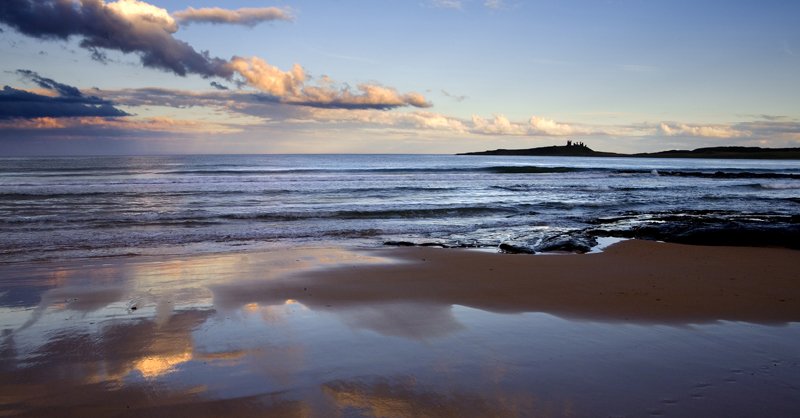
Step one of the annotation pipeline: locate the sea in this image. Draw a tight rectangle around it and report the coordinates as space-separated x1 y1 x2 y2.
1 154 798 263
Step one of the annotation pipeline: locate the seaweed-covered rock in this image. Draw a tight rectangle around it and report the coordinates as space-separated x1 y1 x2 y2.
590 214 800 250
498 243 536 254
384 241 450 248
383 240 417 247
535 234 598 253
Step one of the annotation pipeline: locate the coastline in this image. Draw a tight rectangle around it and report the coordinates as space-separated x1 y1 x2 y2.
1 240 799 417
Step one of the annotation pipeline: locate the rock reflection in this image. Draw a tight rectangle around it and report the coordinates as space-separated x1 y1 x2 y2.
17 284 127 332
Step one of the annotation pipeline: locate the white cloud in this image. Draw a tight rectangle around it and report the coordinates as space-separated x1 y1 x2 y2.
658 122 749 138
484 0 504 9
431 0 463 10
108 0 178 32
471 114 527 135
528 116 576 136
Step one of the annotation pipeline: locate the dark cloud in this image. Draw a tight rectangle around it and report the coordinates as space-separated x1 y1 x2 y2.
17 69 81 97
441 89 467 102
757 114 788 121
735 120 800 136
0 70 128 119
0 0 233 79
210 81 229 90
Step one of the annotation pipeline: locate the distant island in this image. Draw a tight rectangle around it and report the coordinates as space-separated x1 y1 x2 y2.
458 141 800 159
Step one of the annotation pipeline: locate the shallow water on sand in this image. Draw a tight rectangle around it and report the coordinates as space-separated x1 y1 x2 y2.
1 249 799 417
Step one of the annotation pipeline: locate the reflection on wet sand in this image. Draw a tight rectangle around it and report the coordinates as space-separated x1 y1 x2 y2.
336 303 465 339
0 306 315 417
0 247 395 416
322 376 540 418
0 242 799 416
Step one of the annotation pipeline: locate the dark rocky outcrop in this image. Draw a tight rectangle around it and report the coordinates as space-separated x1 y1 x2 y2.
459 144 800 160
589 213 800 250
459 143 618 157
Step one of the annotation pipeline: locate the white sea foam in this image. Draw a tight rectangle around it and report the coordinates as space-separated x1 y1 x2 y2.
759 182 800 190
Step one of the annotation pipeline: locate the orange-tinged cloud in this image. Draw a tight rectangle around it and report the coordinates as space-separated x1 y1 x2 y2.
227 56 431 109
0 117 66 129
0 115 242 134
228 57 306 97
88 116 243 134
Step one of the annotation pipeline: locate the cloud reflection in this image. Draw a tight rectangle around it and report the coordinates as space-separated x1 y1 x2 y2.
322 376 538 418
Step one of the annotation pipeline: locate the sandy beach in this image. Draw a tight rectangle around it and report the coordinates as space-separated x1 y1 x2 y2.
228 239 800 324
1 240 799 417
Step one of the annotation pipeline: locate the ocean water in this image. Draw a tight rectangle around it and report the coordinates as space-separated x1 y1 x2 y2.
1 154 798 262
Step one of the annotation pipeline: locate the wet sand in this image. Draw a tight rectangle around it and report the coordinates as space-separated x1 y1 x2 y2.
1 240 799 417
219 239 800 324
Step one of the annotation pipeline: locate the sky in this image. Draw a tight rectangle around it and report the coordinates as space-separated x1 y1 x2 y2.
1 0 799 155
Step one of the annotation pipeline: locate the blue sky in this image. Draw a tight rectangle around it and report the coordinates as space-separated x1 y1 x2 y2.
1 0 799 155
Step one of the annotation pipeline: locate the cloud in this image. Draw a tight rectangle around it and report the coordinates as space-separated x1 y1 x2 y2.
302 108 586 137
0 117 67 129
528 115 577 136
301 108 469 133
441 90 467 102
658 122 749 138
0 71 129 119
470 114 527 135
173 6 292 27
0 0 429 111
94 86 603 140
733 120 800 141
11 82 795 152
0 0 233 78
16 69 82 97
228 57 305 97
431 0 463 10
105 86 580 136
484 0 504 9
209 81 229 90
469 114 583 136
228 56 432 109
0 115 241 135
